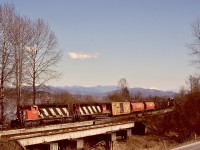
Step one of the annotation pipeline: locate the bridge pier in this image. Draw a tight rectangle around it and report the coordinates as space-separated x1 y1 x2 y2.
105 132 116 150
124 128 132 140
70 138 84 149
77 139 84 149
110 132 116 150
49 143 58 150
116 128 132 141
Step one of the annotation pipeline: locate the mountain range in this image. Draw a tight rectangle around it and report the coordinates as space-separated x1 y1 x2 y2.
49 85 177 98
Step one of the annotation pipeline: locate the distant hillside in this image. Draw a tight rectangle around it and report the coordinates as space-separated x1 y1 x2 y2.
49 86 177 97
129 88 177 97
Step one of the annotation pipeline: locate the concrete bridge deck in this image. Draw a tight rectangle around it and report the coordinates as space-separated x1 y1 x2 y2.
1 121 135 150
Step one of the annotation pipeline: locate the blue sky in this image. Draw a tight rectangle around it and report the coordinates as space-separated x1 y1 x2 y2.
1 0 200 91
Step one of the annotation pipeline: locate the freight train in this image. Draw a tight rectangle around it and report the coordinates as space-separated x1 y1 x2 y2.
11 99 174 128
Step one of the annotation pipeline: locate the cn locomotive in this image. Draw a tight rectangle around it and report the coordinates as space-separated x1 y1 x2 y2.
11 99 174 128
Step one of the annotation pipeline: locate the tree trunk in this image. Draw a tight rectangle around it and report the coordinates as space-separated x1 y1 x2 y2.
33 82 36 105
0 75 4 124
33 68 36 105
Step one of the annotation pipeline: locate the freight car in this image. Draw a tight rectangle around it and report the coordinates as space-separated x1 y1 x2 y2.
131 102 145 113
130 101 156 115
155 98 174 110
130 99 174 113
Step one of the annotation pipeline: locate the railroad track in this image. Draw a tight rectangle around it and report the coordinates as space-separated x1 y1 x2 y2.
0 120 94 138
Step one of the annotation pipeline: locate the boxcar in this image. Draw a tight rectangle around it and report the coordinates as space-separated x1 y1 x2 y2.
111 102 131 116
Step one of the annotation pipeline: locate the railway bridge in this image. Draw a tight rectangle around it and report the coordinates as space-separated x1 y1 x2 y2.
0 120 135 150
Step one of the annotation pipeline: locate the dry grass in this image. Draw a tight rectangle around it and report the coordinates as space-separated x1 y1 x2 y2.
113 134 177 150
1 134 197 150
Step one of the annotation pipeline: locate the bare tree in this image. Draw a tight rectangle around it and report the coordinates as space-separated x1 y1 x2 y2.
189 18 200 68
0 4 16 123
118 78 130 101
186 75 200 93
25 19 62 104
108 91 122 102
187 18 200 92
9 16 33 105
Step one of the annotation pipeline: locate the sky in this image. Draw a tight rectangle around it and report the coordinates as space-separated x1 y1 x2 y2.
1 0 200 91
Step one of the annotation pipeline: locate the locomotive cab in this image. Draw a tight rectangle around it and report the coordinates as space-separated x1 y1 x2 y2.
11 105 39 128
25 105 39 120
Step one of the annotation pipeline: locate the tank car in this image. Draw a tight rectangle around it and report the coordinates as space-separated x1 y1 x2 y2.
130 102 145 113
144 102 155 111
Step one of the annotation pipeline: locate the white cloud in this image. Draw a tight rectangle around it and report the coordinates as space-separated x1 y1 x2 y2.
149 87 160 90
68 52 100 60
142 87 160 90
